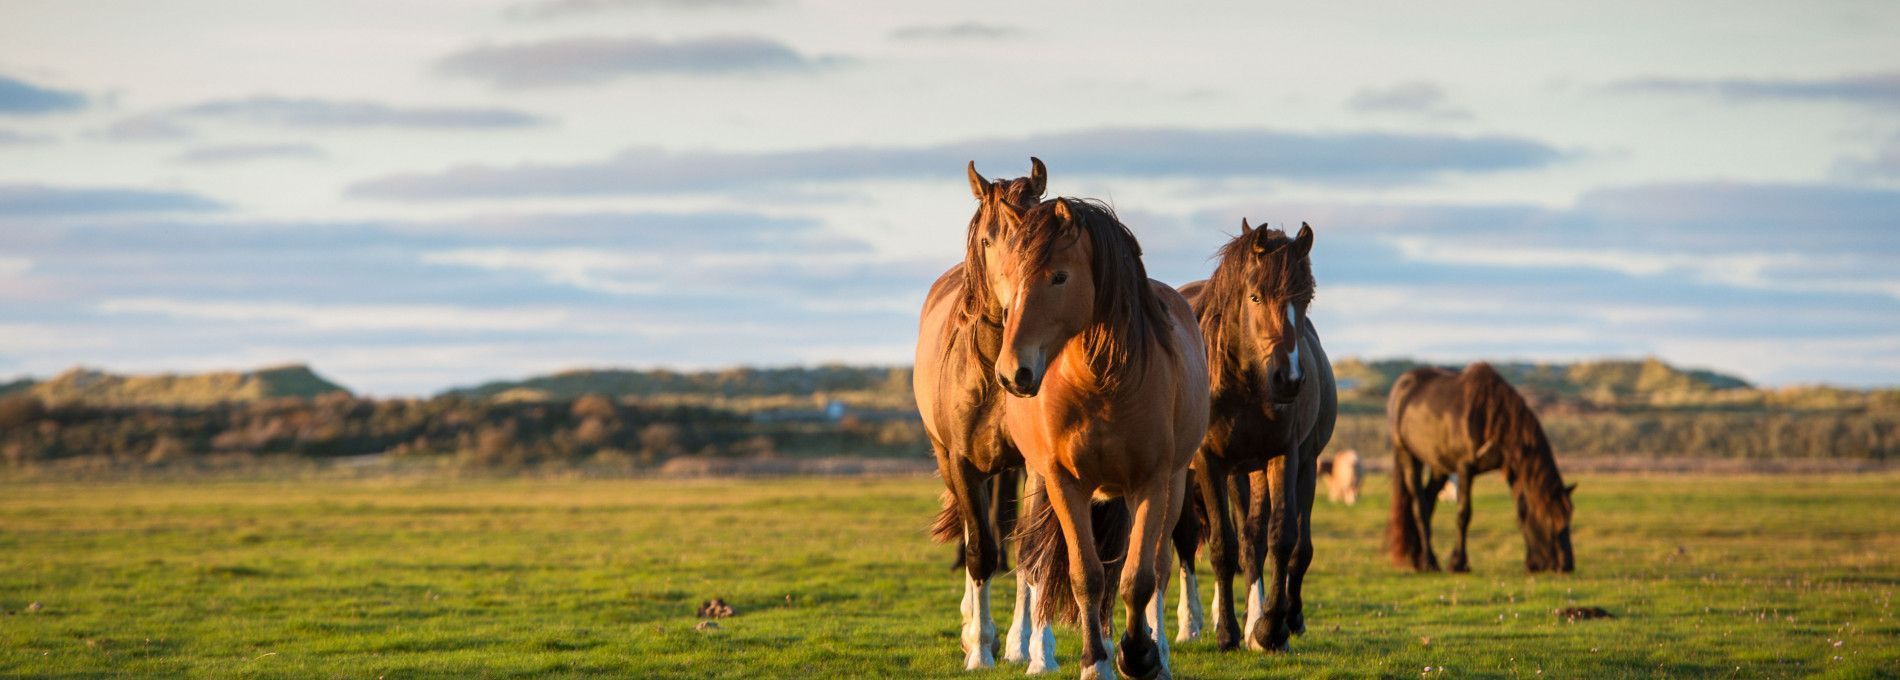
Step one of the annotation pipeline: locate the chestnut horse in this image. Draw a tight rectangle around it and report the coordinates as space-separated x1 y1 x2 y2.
1002 198 1208 680
1170 221 1337 652
914 158 1046 670
1384 362 1576 573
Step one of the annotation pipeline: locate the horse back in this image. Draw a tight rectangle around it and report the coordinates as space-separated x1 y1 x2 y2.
1386 367 1482 474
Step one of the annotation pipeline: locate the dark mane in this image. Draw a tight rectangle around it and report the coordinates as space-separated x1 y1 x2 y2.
958 177 1041 322
1462 363 1572 530
1012 198 1172 391
1198 225 1316 393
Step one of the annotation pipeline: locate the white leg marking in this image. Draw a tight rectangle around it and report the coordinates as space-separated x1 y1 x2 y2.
1025 585 1058 674
1146 584 1172 678
1004 575 1032 664
1174 568 1204 643
1079 635 1116 680
1243 578 1266 649
962 575 995 670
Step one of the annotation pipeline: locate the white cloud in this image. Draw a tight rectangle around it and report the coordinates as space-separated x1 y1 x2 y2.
96 298 571 332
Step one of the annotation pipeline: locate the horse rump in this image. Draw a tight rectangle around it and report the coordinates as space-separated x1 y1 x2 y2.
1015 490 1131 626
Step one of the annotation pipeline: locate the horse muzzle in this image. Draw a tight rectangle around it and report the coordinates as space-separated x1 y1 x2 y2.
997 365 1041 398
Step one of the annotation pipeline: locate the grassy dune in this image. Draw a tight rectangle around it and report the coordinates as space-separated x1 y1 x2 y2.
0 473 1894 678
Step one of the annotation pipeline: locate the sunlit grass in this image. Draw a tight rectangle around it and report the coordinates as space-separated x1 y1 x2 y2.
0 473 1893 678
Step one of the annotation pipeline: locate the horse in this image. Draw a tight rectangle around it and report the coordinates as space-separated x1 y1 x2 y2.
1320 449 1360 505
1384 362 1577 573
1169 220 1337 652
1001 198 1209 680
914 157 1047 670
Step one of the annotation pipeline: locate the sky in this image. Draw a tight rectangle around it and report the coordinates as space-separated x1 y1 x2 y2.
1 0 1897 395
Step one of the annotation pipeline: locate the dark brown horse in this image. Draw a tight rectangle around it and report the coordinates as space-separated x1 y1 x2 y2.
1384 362 1576 573
914 158 1046 670
1171 220 1337 652
1003 198 1208 680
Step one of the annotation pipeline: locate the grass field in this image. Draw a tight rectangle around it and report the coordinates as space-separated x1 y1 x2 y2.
0 472 1894 678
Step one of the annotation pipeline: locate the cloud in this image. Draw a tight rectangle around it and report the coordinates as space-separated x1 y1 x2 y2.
1833 136 1900 179
93 114 196 141
436 35 847 87
0 74 86 115
1347 81 1471 119
0 128 55 145
98 298 572 332
889 23 1023 41
0 184 223 216
173 96 546 128
503 0 772 20
350 127 1565 199
0 256 29 278
172 143 326 164
1613 72 1900 108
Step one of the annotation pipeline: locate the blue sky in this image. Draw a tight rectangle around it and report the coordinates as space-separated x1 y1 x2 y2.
1 0 1896 395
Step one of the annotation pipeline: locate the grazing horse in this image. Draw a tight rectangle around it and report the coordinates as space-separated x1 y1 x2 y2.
1002 198 1208 680
1170 220 1338 652
915 158 1047 670
1321 449 1361 505
1384 362 1576 573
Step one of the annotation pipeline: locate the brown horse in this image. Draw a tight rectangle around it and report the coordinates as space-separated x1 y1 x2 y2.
1002 198 1208 680
1384 362 1576 573
1170 221 1337 652
914 158 1046 670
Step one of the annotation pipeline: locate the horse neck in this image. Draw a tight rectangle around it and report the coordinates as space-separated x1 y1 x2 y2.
1503 436 1567 526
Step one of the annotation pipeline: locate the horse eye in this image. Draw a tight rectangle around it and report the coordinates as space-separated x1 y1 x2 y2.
1053 271 1069 285
1249 293 1261 304
980 238 991 248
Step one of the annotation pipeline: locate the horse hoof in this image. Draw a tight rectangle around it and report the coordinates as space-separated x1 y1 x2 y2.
1079 658 1116 680
1115 636 1160 680
1215 625 1240 651
1287 611 1306 637
1245 618 1290 653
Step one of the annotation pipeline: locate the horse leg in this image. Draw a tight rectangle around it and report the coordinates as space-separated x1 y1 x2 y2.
1418 471 1449 573
1253 454 1299 653
1285 450 1319 637
1237 470 1270 651
996 468 1021 573
1193 463 1238 650
1043 475 1112 680
1398 452 1440 572
1168 474 1204 644
1006 473 1059 673
1449 464 1475 573
1116 471 1176 680
950 462 998 670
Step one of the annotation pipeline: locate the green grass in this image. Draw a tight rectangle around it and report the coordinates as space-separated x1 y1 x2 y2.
0 473 1894 678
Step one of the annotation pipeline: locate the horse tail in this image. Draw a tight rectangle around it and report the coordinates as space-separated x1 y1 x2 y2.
1017 493 1132 626
1385 372 1425 568
931 489 962 546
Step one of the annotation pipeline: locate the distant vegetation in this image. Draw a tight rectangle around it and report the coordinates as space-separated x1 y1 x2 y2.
0 358 1893 476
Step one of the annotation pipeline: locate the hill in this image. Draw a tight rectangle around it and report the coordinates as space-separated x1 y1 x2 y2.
1331 357 1754 408
441 365 914 410
16 364 349 407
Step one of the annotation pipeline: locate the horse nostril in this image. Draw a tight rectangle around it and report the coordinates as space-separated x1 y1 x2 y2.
1013 367 1034 388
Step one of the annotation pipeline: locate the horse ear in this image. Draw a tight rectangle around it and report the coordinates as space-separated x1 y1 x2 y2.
1251 222 1272 253
1053 197 1074 223
1293 222 1314 258
1239 217 1252 235
1027 157 1047 199
1564 482 1578 497
967 161 991 200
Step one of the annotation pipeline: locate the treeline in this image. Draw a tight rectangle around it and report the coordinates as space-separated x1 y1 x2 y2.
0 392 925 476
1328 409 1900 462
3 360 1898 477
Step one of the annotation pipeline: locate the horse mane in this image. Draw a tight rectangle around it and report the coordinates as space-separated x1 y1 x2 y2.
933 175 1043 397
1198 225 1316 394
957 177 1042 322
1462 362 1571 529
1012 198 1172 392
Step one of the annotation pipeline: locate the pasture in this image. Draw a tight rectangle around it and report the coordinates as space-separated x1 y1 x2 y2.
0 472 1893 678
